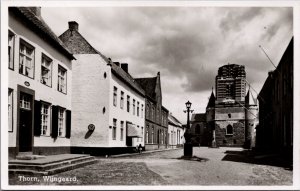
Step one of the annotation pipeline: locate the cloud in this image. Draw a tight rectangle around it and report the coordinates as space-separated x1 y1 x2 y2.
219 7 264 33
42 6 293 123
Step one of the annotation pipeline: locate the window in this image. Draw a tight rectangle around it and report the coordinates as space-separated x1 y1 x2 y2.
8 89 13 132
141 104 144 118
141 127 143 142
41 54 52 86
146 104 149 118
152 106 155 120
58 66 67 93
113 119 117 140
113 86 117 106
127 96 130 112
133 99 136 115
41 103 50 136
20 93 31 110
120 91 124 109
120 121 124 141
226 125 233 135
157 108 160 122
19 40 34 78
58 108 66 137
8 31 15 70
151 126 154 143
146 126 149 144
137 102 140 116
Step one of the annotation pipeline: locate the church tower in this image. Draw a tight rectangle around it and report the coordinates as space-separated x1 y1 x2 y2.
212 64 248 147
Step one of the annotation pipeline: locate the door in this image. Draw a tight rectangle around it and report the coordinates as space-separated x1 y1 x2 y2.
19 92 33 152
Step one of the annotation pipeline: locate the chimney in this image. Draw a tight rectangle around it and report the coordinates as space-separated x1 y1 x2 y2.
68 21 79 31
121 63 128 73
114 62 120 67
28 7 41 18
107 58 112 66
157 71 160 76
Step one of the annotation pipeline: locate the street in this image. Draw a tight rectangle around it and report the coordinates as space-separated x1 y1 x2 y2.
9 147 292 185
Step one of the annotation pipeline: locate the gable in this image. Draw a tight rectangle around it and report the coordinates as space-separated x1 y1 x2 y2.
59 29 98 54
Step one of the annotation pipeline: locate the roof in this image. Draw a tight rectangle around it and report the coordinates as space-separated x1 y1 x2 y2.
206 91 215 108
59 22 145 96
168 113 182 127
191 113 206 122
59 27 98 54
246 89 257 106
111 62 145 96
10 7 74 60
135 77 157 100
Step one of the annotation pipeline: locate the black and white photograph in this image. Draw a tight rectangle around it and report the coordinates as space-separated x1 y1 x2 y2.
1 0 299 189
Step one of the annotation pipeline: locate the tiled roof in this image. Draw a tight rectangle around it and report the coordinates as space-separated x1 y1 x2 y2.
59 22 144 96
191 113 206 122
168 113 182 127
59 29 98 54
135 77 157 100
10 7 74 60
111 62 145 96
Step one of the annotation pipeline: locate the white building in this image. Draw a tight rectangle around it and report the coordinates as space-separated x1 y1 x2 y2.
8 7 74 158
59 21 145 155
168 113 185 148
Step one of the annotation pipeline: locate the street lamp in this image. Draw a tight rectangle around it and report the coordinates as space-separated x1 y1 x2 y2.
183 101 194 157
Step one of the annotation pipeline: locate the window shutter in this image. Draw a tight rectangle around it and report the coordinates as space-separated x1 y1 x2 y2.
66 110 71 138
51 105 58 138
34 100 41 136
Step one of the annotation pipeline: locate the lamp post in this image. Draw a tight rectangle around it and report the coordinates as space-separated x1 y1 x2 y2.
183 101 194 157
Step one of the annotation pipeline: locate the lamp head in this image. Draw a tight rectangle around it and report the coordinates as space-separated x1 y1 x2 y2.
185 101 192 109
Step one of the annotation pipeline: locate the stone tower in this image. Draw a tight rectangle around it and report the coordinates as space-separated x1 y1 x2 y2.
213 64 248 147
215 64 246 104
245 87 259 149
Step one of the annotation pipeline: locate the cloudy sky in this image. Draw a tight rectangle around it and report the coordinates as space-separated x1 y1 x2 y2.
42 6 293 123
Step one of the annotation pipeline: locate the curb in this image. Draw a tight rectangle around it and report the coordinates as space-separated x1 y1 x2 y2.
109 148 182 158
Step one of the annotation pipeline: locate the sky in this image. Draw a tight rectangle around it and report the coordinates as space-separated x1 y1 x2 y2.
42 6 293 123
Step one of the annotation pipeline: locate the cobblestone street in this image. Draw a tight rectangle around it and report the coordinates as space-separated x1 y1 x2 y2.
9 147 292 186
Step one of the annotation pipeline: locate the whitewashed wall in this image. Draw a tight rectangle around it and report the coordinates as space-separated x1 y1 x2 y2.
8 13 72 148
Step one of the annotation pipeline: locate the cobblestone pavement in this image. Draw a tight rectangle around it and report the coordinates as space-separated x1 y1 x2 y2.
9 147 292 186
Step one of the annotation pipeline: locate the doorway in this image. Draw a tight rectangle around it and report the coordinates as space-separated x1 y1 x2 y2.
18 92 33 152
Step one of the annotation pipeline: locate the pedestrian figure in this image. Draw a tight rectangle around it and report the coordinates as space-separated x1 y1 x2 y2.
138 144 142 154
136 145 139 153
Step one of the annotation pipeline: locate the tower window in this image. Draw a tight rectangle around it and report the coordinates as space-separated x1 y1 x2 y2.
226 125 233 135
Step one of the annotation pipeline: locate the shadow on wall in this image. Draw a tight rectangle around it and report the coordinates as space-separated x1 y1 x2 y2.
221 150 293 170
85 130 93 139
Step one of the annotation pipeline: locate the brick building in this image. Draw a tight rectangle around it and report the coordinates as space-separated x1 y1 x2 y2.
190 113 209 146
135 73 169 151
8 7 75 158
59 21 146 155
206 64 258 148
257 37 293 157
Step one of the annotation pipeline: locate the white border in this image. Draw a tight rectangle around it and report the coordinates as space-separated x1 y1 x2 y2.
1 0 300 190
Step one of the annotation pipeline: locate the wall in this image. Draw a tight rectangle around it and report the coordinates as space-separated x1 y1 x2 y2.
168 123 177 147
257 38 293 155
190 121 209 146
8 11 72 150
109 73 145 147
215 121 245 146
214 106 245 146
70 54 110 147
